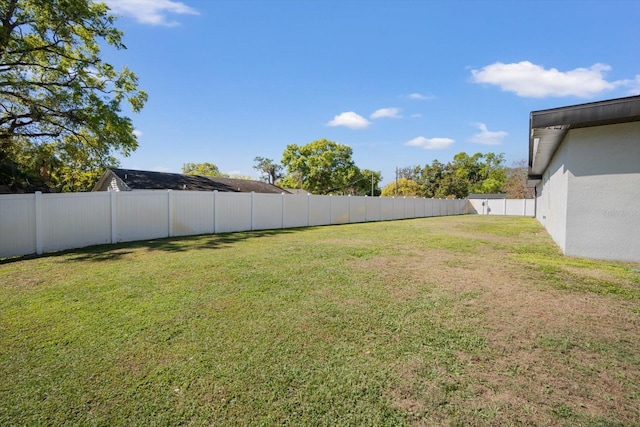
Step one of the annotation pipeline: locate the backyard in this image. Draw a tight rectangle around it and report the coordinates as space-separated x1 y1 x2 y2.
1 215 639 425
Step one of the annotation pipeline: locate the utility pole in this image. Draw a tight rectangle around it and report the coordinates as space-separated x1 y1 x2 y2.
371 171 374 196
395 167 398 196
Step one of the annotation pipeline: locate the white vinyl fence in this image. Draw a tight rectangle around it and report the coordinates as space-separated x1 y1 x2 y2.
1 190 478 258
468 198 535 216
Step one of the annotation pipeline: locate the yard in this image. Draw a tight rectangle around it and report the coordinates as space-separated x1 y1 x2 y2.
1 215 639 425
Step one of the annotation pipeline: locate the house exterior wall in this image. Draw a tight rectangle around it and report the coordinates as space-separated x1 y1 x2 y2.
536 121 640 261
536 138 570 252
565 122 640 261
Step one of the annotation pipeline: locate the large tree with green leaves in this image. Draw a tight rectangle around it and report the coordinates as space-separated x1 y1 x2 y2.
396 152 507 199
253 156 283 184
381 177 421 197
352 168 382 196
182 162 225 177
0 0 147 191
281 139 364 195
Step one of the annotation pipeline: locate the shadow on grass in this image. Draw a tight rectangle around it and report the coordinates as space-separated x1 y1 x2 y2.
0 227 311 265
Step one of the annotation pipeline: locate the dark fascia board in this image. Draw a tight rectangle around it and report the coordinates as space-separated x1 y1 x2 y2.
530 95 640 129
528 95 640 179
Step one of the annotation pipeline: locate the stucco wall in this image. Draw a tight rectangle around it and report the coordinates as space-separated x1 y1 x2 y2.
536 138 570 252
564 122 640 262
537 121 640 262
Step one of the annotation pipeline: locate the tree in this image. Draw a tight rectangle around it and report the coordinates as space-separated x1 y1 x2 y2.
396 152 507 199
420 160 446 198
352 169 382 196
433 172 469 199
253 156 283 184
504 159 535 198
381 178 421 197
0 0 147 191
182 162 225 177
281 139 361 195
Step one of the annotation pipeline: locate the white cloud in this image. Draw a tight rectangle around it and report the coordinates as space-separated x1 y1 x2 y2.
103 0 199 27
470 61 625 98
410 113 422 118
405 136 455 150
469 123 507 145
622 75 640 95
132 129 143 138
370 107 402 119
326 111 371 129
407 92 432 100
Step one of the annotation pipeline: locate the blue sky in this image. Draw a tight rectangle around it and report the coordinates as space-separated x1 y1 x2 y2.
101 0 640 186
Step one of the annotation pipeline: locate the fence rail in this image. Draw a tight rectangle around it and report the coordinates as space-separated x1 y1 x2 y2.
0 191 533 258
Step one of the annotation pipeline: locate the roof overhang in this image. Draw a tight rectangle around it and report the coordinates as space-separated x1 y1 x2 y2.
528 95 640 185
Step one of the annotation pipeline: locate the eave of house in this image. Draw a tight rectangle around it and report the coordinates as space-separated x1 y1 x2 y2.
528 95 640 186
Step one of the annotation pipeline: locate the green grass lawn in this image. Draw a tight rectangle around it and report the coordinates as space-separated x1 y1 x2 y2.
1 215 639 425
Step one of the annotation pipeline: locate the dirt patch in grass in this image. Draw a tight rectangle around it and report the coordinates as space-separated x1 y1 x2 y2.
352 218 640 425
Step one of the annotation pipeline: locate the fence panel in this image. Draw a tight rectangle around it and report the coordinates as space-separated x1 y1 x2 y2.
486 199 505 215
423 199 433 217
392 198 405 220
365 197 382 222
41 192 111 252
402 198 414 219
116 191 169 242
434 199 443 217
380 198 395 220
283 195 309 228
308 195 331 226
505 199 524 216
461 199 471 214
0 194 36 258
172 191 214 236
525 199 535 216
330 196 350 224
253 193 283 231
414 198 426 218
349 196 367 223
215 192 252 233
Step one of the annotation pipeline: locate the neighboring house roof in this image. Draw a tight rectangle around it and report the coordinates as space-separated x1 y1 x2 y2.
467 193 506 199
92 168 290 194
528 95 640 185
284 188 310 195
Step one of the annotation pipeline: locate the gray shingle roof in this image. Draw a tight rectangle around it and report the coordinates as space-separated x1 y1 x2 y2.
95 168 290 194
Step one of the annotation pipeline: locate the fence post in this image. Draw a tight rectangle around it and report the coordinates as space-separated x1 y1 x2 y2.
213 190 218 234
168 190 174 237
504 198 507 216
110 191 117 243
364 195 367 222
35 191 43 255
250 191 255 231
307 193 311 226
281 193 285 229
